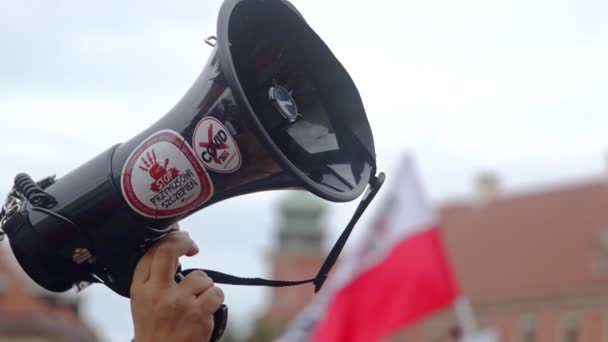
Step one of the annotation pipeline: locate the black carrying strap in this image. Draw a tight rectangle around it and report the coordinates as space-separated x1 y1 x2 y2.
181 269 316 287
180 172 385 293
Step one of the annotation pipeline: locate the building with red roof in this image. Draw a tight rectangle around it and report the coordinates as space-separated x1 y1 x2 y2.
0 246 97 341
401 174 608 342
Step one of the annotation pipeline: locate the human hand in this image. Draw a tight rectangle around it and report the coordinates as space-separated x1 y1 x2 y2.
130 231 224 342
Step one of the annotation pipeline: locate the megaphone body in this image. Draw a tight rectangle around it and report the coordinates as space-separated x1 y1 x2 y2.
1 0 379 302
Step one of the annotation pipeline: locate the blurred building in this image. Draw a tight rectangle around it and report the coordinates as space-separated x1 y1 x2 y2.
0 247 97 342
250 172 608 342
399 174 608 342
248 191 327 341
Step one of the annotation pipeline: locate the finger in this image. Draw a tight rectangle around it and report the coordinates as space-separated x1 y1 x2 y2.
201 316 215 342
132 253 152 285
131 222 186 285
166 223 196 257
166 224 197 257
195 286 225 315
177 271 214 297
149 231 199 285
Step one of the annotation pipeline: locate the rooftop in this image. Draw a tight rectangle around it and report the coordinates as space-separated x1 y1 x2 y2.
439 177 608 303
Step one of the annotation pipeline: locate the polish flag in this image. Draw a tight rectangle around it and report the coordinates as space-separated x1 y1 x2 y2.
280 156 459 342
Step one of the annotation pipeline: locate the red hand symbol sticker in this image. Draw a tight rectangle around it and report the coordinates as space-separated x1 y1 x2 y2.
138 149 179 192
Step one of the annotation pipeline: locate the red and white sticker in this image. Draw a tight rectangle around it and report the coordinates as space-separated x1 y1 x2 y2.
192 117 242 173
121 129 214 218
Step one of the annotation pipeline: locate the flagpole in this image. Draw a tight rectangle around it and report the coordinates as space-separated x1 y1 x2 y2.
454 296 478 336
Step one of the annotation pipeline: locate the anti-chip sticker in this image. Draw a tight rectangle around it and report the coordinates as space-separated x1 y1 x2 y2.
193 117 242 173
121 129 213 218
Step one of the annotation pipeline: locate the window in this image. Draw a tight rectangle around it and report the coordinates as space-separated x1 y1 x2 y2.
523 329 536 342
520 313 536 342
593 228 608 275
448 326 463 342
565 326 578 342
425 320 443 342
561 312 579 342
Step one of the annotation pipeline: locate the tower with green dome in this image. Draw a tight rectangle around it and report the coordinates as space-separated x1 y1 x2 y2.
274 190 327 255
249 191 328 341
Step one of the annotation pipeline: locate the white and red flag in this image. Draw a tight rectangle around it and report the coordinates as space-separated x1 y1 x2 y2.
280 156 459 342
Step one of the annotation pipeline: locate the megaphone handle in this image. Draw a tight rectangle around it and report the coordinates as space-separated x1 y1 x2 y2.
175 271 228 342
210 304 229 341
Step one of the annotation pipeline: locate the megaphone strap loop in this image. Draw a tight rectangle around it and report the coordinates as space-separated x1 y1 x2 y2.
179 172 386 292
312 172 385 292
204 35 217 47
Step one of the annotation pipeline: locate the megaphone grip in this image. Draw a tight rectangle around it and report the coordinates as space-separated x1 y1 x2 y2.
175 271 228 342
210 304 229 342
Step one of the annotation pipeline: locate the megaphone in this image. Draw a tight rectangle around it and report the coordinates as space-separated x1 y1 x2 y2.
0 0 384 337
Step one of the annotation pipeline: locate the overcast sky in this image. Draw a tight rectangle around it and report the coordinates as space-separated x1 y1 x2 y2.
0 0 607 340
